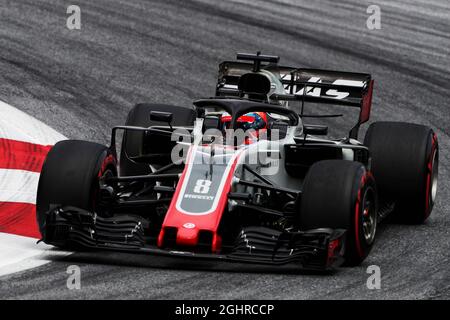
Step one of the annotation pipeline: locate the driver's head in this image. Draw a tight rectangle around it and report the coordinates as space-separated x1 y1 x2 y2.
221 112 268 131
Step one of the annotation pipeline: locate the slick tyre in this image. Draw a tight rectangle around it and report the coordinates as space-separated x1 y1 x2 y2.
364 122 438 224
36 140 116 247
300 160 378 266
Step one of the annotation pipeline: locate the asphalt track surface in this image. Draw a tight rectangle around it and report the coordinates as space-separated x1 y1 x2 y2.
0 0 449 299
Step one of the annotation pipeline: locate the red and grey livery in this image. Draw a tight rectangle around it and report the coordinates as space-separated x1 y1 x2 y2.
158 143 244 252
36 53 438 271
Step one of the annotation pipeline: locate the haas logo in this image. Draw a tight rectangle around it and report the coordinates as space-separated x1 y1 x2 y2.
283 76 365 100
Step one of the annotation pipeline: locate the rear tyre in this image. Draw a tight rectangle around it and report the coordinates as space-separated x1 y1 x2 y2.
364 122 438 224
120 103 196 176
36 140 116 247
299 160 378 266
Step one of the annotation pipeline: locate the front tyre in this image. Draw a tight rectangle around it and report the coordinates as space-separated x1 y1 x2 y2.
299 160 378 266
36 140 116 247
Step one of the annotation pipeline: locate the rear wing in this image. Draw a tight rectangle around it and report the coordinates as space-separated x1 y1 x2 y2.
216 61 374 138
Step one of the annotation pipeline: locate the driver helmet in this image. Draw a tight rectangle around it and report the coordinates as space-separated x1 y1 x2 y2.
221 112 268 131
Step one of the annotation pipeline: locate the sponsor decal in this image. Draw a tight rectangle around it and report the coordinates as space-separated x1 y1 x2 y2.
184 194 214 200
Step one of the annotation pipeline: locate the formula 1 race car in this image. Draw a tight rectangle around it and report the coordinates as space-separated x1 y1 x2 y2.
36 53 439 270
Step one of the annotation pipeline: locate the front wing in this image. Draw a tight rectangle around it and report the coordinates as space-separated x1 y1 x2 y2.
40 206 346 271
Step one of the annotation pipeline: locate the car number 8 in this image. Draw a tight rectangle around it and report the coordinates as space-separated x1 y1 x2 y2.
193 179 212 194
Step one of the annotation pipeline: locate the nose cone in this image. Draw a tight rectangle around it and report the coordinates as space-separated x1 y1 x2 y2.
158 144 242 252
176 224 199 247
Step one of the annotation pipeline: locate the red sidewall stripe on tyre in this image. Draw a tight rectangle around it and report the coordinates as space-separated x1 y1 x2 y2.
424 133 437 220
354 172 371 258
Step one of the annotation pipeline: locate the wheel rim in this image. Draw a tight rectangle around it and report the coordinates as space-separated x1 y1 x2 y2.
361 186 377 244
430 149 439 206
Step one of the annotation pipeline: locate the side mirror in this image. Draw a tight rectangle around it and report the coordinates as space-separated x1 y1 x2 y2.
202 116 221 133
150 111 173 124
269 121 289 139
303 124 328 136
